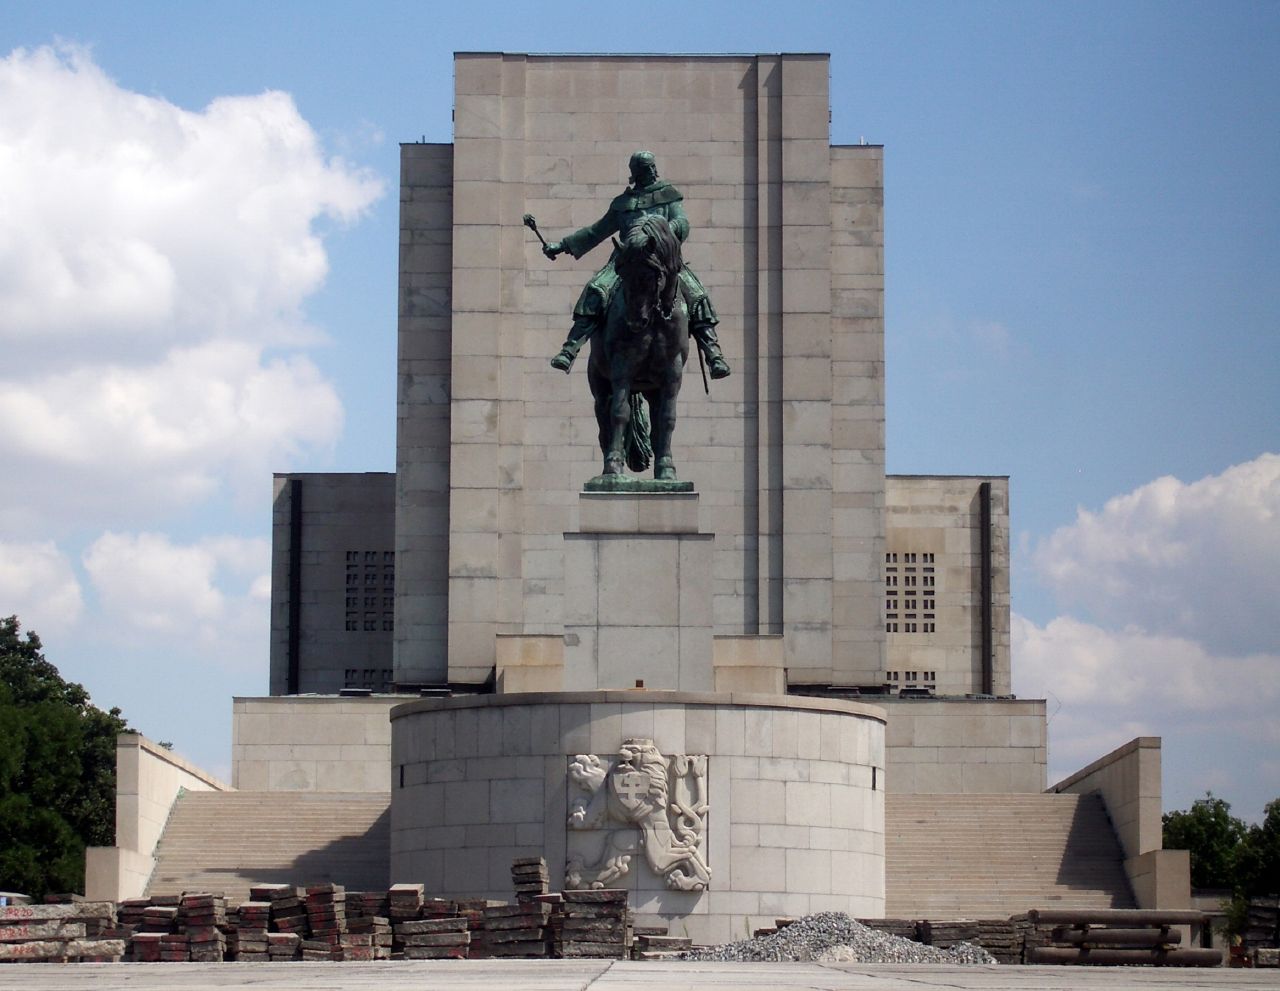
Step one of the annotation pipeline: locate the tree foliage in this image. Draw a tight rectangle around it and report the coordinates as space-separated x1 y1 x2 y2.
0 616 128 897
1162 792 1249 889
1236 798 1280 898
1164 792 1280 938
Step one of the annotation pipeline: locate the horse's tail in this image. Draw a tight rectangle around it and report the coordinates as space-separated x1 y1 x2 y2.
624 393 652 473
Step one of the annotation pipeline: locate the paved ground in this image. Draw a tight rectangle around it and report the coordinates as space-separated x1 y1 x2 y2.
0 960 1274 990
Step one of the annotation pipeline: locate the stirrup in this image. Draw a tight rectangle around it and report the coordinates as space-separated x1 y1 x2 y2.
707 354 731 380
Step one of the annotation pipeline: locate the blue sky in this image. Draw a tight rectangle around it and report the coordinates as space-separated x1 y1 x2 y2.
2 2 1277 822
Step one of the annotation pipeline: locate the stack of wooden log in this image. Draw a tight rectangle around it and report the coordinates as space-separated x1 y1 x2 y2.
1025 909 1218 966
0 902 124 962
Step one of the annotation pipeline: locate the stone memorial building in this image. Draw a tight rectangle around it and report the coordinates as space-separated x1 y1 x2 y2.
86 53 1190 942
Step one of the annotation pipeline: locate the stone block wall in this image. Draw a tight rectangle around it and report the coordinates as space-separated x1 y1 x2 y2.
232 696 397 792
270 472 396 694
885 475 1010 695
390 691 885 944
1049 736 1162 859
881 697 1046 794
1050 737 1189 910
395 53 887 690
85 733 230 901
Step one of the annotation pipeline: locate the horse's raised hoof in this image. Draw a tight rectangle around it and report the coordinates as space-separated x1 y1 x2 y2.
604 456 626 476
655 457 677 481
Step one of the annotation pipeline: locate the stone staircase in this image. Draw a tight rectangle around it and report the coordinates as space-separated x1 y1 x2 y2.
146 791 390 904
885 792 1136 918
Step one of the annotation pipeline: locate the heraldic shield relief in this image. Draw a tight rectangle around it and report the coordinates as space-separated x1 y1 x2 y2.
564 738 711 892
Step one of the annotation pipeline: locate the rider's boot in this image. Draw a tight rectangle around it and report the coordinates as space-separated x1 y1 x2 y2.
691 322 731 379
551 316 595 372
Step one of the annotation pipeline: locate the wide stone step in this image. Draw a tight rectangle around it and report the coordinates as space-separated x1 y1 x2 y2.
146 791 390 904
885 792 1134 918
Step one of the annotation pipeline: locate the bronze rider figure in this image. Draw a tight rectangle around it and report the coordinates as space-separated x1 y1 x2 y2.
541 151 731 380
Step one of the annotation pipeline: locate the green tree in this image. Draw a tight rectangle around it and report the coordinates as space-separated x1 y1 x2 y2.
1162 792 1248 889
0 616 128 897
1237 798 1280 898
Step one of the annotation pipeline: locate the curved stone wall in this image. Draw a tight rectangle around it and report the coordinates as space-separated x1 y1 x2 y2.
390 691 885 944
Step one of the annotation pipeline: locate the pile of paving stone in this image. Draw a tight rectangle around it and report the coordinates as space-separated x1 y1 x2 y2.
680 912 996 964
1009 912 1054 963
968 920 1022 964
0 881 646 964
484 898 555 957
511 857 550 900
0 901 125 962
560 889 632 959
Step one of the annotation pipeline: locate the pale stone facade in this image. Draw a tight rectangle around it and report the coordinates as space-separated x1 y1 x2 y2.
880 697 1045 794
85 734 231 901
390 692 885 944
269 472 396 694
273 56 1013 700
396 53 886 689
231 696 397 792
885 475 1011 696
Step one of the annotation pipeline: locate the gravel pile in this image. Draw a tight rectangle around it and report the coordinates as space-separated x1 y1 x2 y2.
679 912 997 964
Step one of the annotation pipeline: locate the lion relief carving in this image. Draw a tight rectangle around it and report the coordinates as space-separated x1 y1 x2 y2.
565 738 710 892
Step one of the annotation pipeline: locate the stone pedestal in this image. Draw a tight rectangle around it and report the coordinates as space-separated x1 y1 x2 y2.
563 492 713 692
390 692 888 945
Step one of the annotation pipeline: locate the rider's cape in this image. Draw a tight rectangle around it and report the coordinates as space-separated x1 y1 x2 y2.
609 180 683 213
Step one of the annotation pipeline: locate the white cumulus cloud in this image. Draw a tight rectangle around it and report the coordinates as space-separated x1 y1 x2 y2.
82 531 269 660
1033 453 1280 655
0 43 382 529
0 341 342 524
1013 613 1280 818
0 540 84 635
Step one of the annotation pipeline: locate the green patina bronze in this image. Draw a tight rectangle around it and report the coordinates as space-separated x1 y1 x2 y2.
539 152 730 381
530 152 732 485
583 475 694 493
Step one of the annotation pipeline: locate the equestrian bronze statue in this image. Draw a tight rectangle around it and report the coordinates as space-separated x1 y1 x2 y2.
531 151 730 483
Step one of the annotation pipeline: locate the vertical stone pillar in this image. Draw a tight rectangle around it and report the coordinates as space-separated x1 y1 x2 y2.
778 56 836 682
447 54 530 684
394 145 453 685
830 145 887 684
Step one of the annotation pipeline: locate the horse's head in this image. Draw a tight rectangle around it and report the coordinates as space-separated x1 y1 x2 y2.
615 215 682 331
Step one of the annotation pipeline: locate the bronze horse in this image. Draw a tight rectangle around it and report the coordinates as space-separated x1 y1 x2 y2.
586 215 690 480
